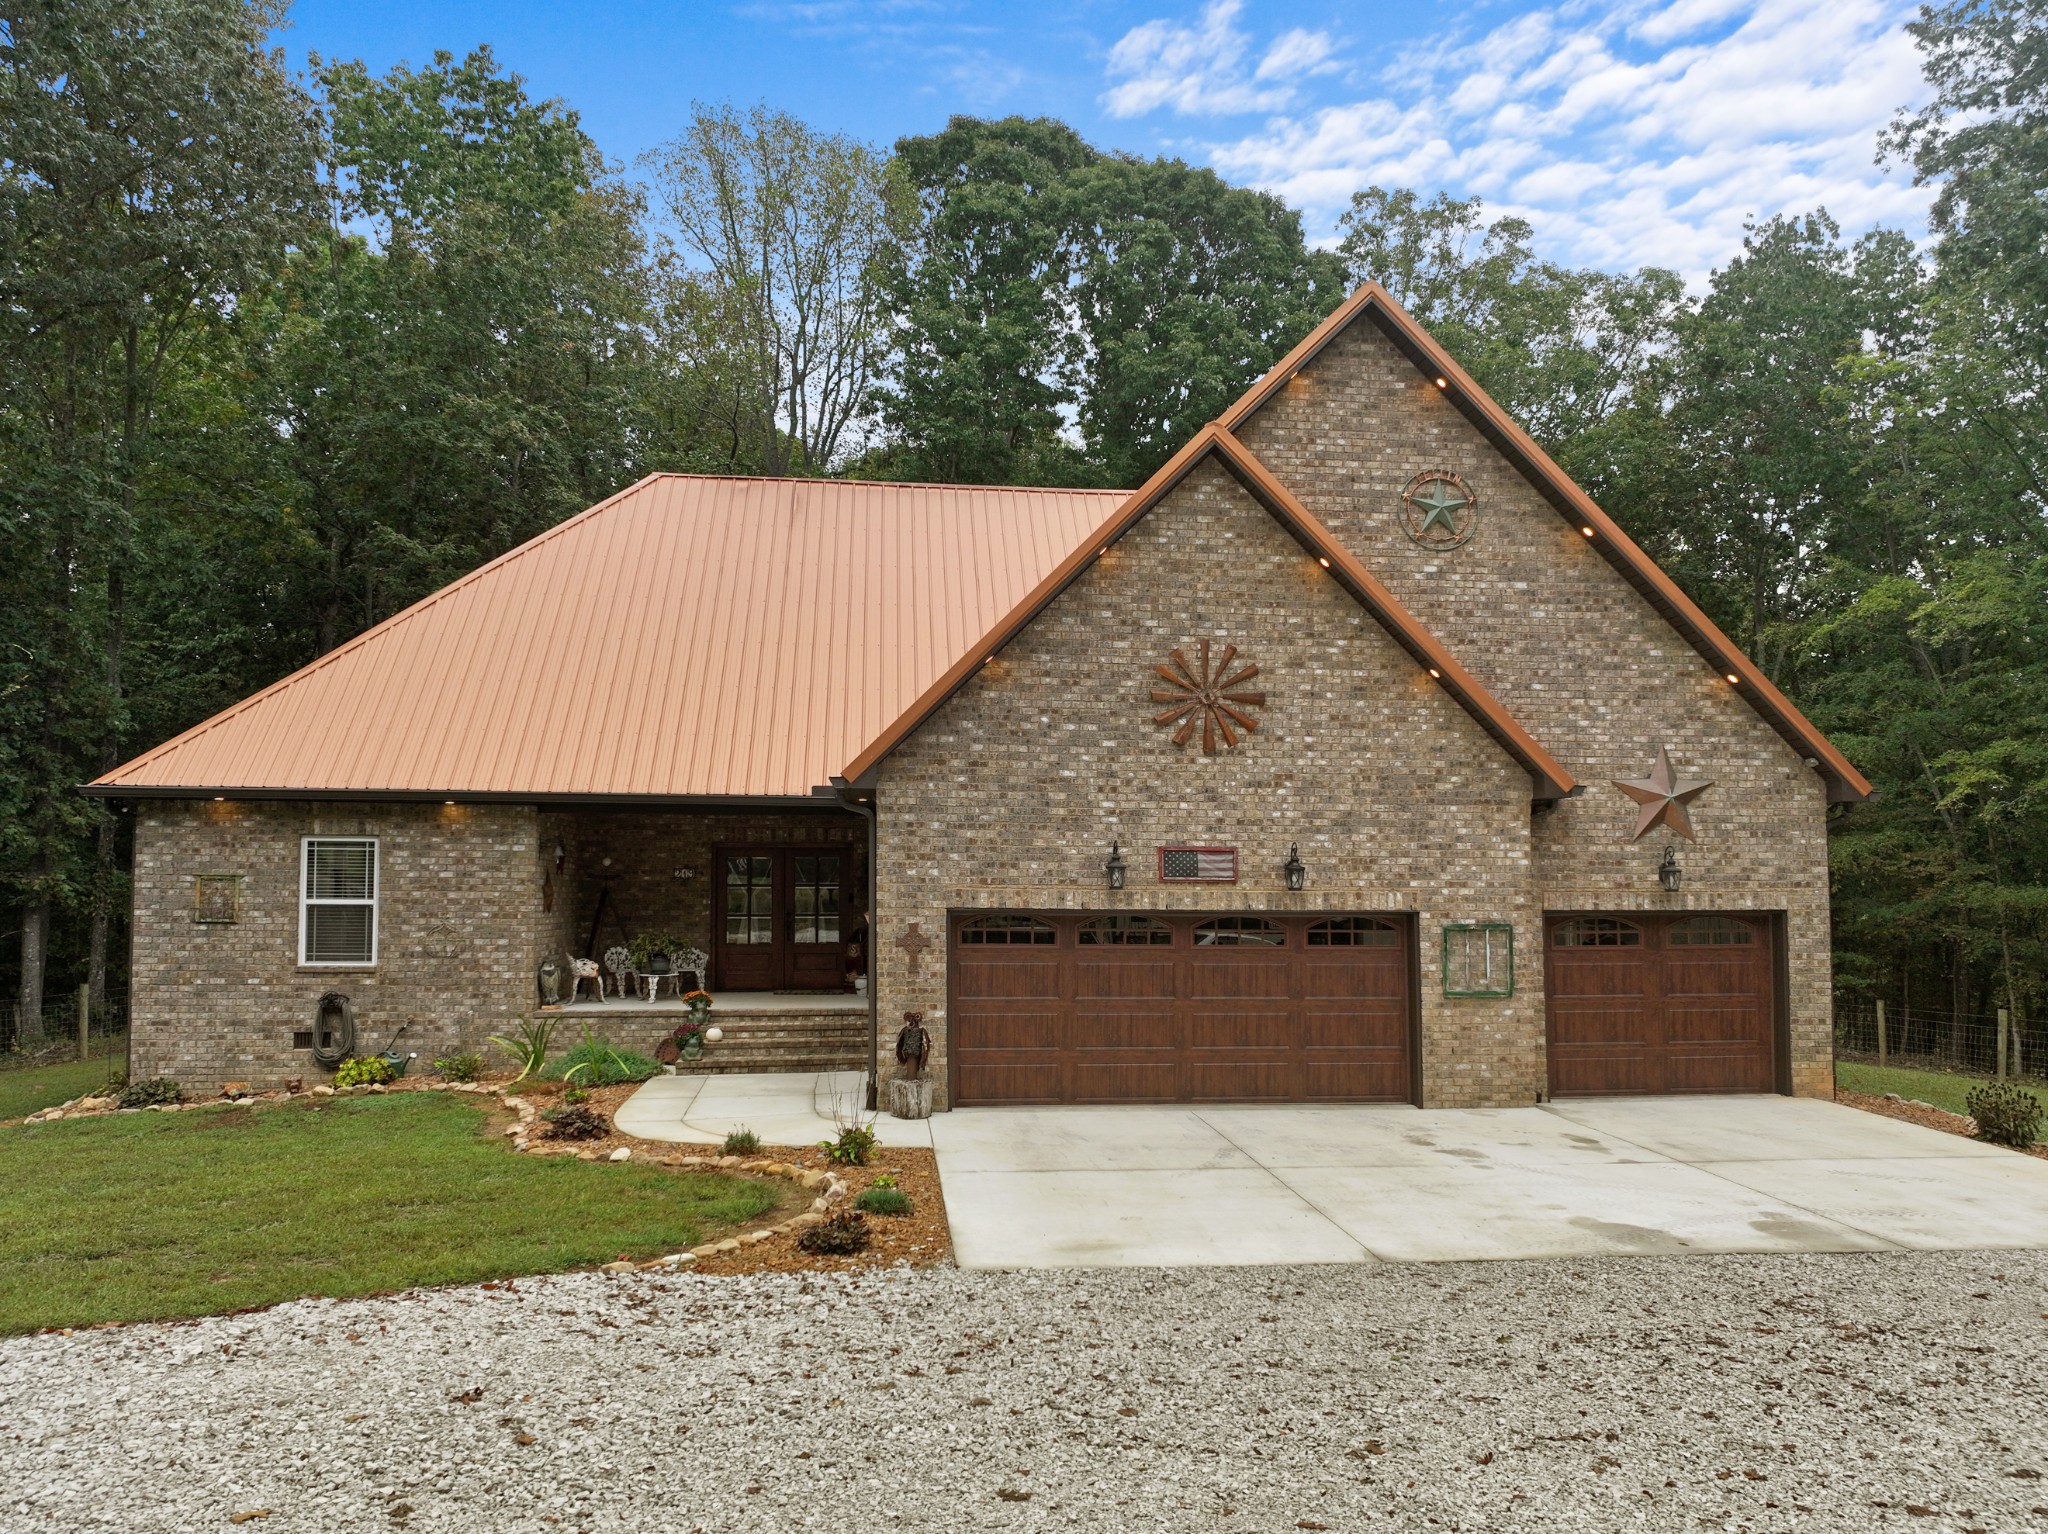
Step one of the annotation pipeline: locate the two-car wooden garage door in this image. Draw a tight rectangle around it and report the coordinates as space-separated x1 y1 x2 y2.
949 911 1414 1106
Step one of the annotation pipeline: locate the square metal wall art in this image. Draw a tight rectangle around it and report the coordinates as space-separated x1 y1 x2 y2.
192 874 241 924
1442 922 1513 997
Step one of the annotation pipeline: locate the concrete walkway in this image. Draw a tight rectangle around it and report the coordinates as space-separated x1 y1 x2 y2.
615 1070 933 1148
930 1094 2048 1269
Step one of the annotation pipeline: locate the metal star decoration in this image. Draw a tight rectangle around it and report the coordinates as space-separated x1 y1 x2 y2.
1612 746 1713 841
1400 469 1478 549
1150 639 1266 754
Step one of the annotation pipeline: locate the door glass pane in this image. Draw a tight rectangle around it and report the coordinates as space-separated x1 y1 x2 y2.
726 856 774 944
794 855 840 944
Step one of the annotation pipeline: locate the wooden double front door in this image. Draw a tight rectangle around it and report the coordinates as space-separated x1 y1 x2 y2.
1545 912 1780 1095
948 910 1415 1106
714 847 848 991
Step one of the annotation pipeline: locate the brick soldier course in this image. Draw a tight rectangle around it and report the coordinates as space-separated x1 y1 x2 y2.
99 284 1865 1106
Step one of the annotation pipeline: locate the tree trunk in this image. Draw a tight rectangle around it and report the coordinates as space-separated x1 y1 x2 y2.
16 899 48 1048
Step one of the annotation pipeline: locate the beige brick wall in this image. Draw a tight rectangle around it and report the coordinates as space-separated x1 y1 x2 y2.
874 456 1541 1109
1233 319 1834 1096
130 801 544 1091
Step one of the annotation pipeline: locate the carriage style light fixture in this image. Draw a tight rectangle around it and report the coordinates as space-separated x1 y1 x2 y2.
1658 845 1682 893
1283 843 1307 892
1105 840 1128 891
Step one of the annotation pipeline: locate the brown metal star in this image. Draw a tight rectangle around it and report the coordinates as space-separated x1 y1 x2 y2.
1612 746 1713 841
1150 639 1266 754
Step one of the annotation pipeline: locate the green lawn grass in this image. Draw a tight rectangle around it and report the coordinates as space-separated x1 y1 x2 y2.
0 1092 780 1335
0 1052 124 1122
1836 1059 2048 1117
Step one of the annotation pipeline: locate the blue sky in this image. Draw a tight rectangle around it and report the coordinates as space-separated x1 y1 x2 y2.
279 0 1934 282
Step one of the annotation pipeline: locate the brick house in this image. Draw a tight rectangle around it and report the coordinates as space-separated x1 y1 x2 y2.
90 284 1870 1109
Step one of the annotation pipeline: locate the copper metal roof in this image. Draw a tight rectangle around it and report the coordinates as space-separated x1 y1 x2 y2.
92 475 1124 801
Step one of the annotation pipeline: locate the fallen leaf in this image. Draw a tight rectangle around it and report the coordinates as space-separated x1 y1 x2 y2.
1298 1522 1329 1531
997 1488 1032 1502
229 1515 271 1526
449 1388 483 1404
1474 1452 1494 1466
514 1432 537 1446
2009 1469 2043 1480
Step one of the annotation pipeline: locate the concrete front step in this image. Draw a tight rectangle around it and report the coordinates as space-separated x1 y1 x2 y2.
673 1052 865 1076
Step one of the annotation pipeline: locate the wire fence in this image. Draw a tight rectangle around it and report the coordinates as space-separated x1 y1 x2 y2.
0 984 129 1067
1834 996 2043 1085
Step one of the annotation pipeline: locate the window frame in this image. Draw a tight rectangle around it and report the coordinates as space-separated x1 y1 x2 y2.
1442 922 1514 997
299 836 380 968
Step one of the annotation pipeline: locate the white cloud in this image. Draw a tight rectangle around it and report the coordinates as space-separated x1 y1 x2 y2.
1105 0 1934 280
1102 0 1338 119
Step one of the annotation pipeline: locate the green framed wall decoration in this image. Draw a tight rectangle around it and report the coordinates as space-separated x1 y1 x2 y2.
1442 922 1513 997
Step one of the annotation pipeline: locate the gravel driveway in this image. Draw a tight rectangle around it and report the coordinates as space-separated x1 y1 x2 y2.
4 1251 2045 1532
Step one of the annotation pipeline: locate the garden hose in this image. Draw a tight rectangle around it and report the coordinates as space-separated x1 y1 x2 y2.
311 993 356 1067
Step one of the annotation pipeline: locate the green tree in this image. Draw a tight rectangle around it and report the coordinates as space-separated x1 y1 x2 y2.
642 102 909 476
0 0 318 1032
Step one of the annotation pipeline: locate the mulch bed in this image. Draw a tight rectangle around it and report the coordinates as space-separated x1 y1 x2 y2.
1835 1086 2048 1161
501 1076 953 1271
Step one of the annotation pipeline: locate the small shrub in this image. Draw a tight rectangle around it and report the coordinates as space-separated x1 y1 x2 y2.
854 1186 913 1217
819 1123 877 1166
562 1086 591 1106
722 1127 761 1155
542 1105 610 1141
434 1053 484 1083
549 1027 660 1087
116 1077 181 1109
797 1211 870 1255
868 1172 897 1190
486 1016 556 1084
1967 1082 2044 1147
333 1055 396 1088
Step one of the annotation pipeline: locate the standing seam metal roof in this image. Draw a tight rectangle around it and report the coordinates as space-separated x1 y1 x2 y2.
92 475 1124 800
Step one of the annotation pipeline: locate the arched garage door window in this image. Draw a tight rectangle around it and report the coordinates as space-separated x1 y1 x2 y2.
1193 916 1285 946
1553 916 1643 947
957 915 1055 945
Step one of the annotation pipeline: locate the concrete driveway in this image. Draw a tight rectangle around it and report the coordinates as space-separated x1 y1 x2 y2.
930 1095 2048 1268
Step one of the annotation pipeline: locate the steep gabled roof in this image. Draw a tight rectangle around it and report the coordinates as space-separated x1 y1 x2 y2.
838 424 1576 802
89 475 1125 801
1220 281 1873 804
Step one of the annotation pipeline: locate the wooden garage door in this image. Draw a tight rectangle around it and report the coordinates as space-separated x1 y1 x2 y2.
1545 913 1778 1095
949 911 1413 1106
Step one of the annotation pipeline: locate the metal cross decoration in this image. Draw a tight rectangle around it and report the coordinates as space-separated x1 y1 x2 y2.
1612 745 1713 841
894 921 933 977
1150 639 1266 754
1400 469 1479 549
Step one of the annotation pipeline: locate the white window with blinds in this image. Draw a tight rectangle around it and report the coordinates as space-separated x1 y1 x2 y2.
300 838 378 966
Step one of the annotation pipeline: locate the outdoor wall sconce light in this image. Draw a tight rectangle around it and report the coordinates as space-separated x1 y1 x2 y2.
1657 845 1682 893
1105 840 1128 890
553 840 566 872
1283 843 1307 892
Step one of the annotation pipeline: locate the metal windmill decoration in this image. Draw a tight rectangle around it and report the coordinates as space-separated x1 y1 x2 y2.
1150 639 1266 754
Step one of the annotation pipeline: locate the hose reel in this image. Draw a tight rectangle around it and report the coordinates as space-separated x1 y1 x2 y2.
311 992 356 1068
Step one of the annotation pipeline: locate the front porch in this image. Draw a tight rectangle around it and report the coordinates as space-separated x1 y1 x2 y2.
534 805 871 1075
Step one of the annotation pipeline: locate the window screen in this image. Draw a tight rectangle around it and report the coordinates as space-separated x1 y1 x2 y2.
302 839 377 965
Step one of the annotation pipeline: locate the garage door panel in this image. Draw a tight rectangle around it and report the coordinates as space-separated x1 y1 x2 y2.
954 1062 1062 1104
1068 1006 1177 1049
1546 914 1779 1097
1069 1060 1183 1102
1183 959 1293 1001
1183 1061 1295 1101
1665 1002 1767 1047
1072 958 1180 999
952 911 1413 1106
1301 959 1402 999
955 957 1062 1001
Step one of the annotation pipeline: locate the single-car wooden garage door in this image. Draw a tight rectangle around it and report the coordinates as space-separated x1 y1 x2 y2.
948 911 1414 1105
1545 913 1780 1095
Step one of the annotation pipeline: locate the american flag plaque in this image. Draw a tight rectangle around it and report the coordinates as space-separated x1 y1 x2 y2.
1158 846 1238 883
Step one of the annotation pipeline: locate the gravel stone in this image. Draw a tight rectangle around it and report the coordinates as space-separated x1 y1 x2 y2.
2 1250 2045 1531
